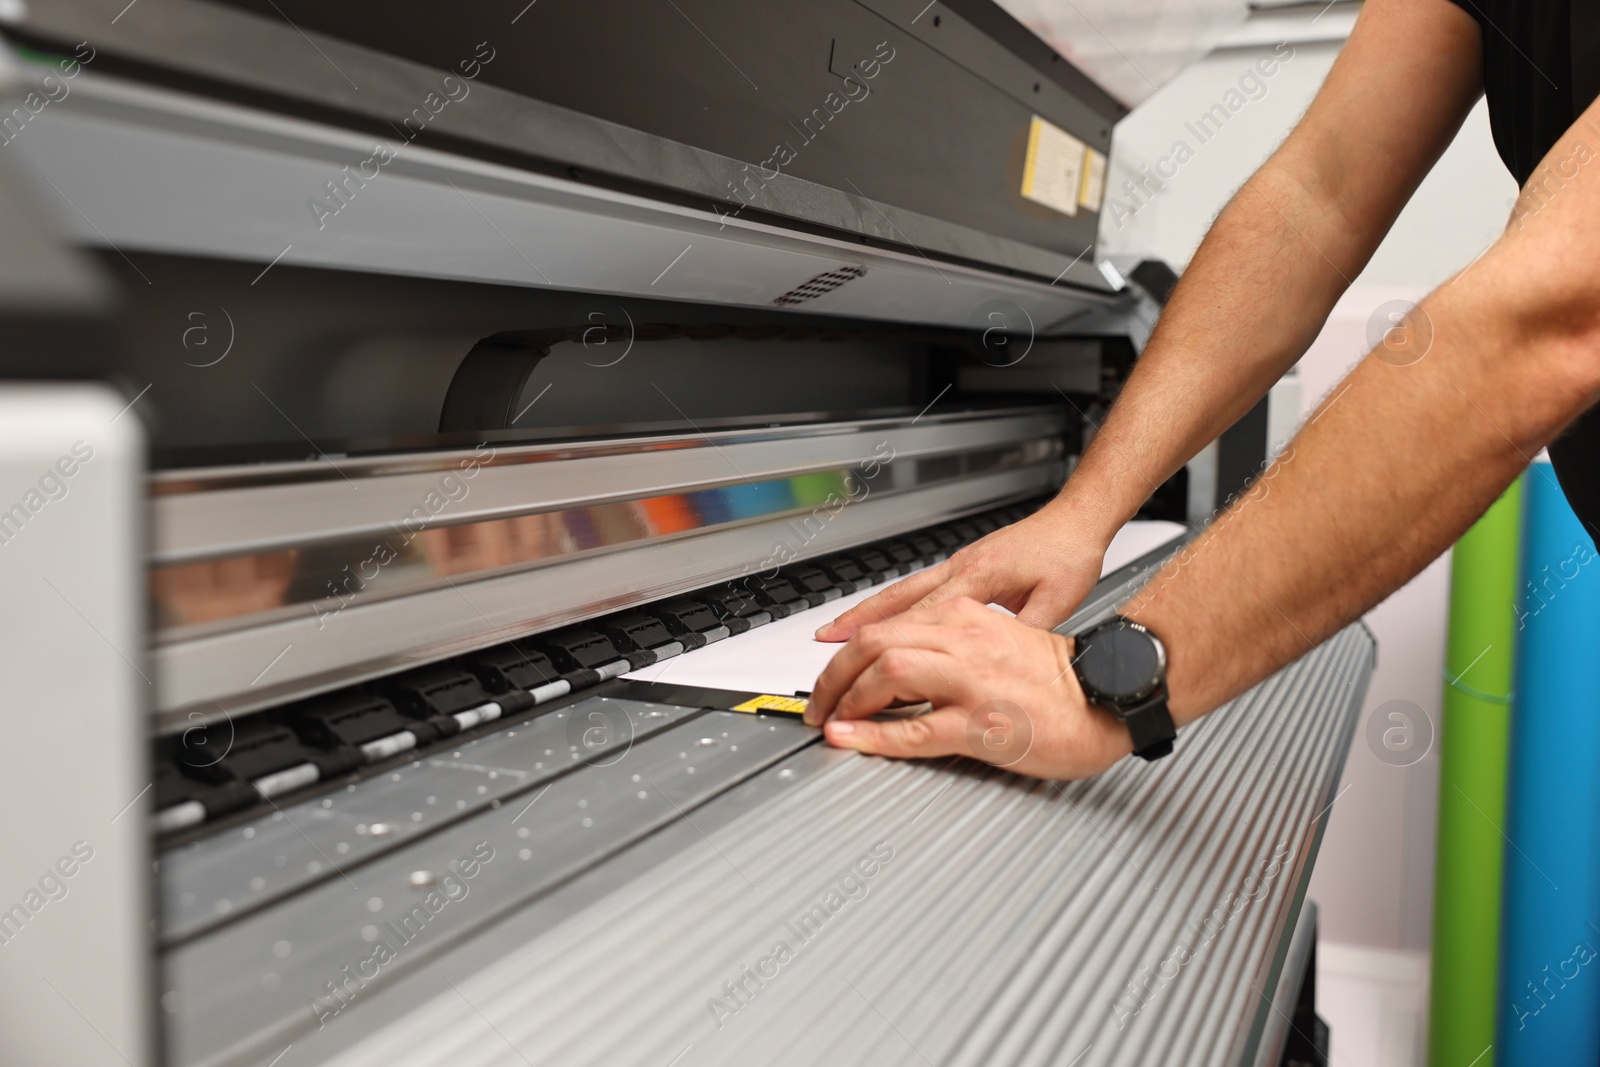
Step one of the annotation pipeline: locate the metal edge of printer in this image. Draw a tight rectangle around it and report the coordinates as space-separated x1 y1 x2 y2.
4 0 1118 293
214 569 1374 1067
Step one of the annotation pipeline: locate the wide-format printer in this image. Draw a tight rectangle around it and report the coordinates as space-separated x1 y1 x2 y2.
0 3 1366 1064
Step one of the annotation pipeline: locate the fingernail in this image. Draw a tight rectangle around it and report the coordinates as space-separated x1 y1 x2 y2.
814 625 831 639
829 721 855 736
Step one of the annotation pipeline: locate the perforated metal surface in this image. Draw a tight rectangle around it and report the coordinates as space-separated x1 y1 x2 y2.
191 623 1370 1067
158 698 703 943
165 707 817 1067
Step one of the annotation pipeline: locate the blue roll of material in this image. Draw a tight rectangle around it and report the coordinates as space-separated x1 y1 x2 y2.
1498 461 1600 1064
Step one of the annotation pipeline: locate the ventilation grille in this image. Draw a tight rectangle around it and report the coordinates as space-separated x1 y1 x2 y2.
773 265 866 306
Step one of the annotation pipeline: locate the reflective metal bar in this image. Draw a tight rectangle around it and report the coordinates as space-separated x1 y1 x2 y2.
151 407 1065 562
151 409 1069 725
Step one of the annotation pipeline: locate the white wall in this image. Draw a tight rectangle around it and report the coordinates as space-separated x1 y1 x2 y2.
1101 7 1519 951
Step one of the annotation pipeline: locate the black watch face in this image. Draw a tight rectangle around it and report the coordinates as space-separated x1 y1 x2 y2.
1076 622 1161 703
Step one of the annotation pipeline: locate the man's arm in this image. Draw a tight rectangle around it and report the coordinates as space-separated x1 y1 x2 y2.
802 8 1600 774
803 90 1600 768
1129 105 1600 728
816 0 1485 640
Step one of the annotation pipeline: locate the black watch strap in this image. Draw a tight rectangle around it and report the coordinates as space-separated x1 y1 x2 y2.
1072 615 1177 762
1121 689 1176 761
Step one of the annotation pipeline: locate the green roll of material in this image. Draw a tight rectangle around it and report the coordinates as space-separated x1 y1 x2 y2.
1428 476 1522 1067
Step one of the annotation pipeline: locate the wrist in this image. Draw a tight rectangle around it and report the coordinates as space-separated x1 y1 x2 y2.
1053 634 1137 761
1069 616 1177 761
1041 485 1131 546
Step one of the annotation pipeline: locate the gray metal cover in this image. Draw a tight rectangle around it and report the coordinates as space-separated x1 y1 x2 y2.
246 624 1371 1067
10 0 1118 291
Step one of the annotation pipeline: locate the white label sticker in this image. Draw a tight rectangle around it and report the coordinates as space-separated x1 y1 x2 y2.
1021 116 1085 218
1079 148 1107 212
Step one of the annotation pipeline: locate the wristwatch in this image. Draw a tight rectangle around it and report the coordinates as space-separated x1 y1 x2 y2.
1071 615 1177 761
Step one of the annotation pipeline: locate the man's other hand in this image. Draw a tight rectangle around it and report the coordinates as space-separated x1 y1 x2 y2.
812 505 1109 641
803 598 1134 780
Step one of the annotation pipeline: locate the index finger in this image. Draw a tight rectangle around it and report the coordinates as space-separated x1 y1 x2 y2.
813 562 949 642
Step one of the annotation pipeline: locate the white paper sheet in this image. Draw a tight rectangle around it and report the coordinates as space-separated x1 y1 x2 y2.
1101 519 1187 575
623 519 1185 696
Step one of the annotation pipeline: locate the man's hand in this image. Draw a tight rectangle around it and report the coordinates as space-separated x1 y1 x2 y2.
813 504 1110 641
803 598 1134 780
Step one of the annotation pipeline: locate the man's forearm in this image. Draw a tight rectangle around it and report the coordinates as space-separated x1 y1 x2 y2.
1121 71 1600 731
1124 242 1600 725
1054 0 1487 540
1051 161 1369 538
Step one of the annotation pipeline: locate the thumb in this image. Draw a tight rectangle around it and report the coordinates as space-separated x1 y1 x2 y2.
824 709 968 759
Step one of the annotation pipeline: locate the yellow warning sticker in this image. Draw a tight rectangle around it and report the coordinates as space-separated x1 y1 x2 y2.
731 694 809 715
1020 115 1085 218
1079 148 1107 212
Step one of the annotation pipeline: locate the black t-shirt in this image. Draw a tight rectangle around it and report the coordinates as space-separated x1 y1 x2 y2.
1448 0 1600 532
1448 0 1600 182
